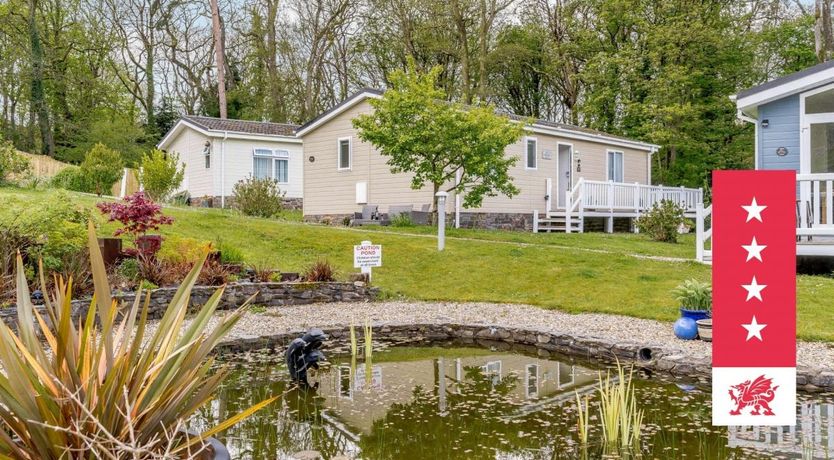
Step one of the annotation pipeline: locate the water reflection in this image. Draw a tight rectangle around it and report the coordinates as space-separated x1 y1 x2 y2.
192 346 834 459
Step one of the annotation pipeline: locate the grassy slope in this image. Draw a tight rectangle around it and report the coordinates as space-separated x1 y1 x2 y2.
4 187 834 341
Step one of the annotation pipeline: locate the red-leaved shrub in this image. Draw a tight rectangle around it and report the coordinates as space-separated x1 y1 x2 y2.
97 192 174 240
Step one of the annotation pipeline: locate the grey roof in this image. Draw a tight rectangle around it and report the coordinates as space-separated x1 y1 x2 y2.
737 60 834 99
503 112 654 146
298 88 656 148
183 115 298 137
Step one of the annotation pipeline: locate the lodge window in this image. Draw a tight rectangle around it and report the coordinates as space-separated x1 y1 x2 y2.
253 148 290 183
203 143 211 169
526 137 537 169
338 137 352 170
607 150 624 182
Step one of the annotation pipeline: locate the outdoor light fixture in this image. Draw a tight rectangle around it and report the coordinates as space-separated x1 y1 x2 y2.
436 192 448 251
761 119 769 128
575 151 582 172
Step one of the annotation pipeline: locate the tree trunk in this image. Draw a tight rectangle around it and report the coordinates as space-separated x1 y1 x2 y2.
450 0 471 104
816 0 834 62
477 0 488 101
210 0 227 119
266 0 280 115
432 182 440 226
28 0 54 156
146 41 156 131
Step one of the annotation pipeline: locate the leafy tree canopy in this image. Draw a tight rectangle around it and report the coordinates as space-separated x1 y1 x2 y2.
353 62 525 210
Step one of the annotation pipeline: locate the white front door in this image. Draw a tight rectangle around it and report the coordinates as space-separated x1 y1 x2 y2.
557 145 572 208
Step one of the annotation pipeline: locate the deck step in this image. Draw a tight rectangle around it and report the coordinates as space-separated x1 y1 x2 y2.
534 214 581 233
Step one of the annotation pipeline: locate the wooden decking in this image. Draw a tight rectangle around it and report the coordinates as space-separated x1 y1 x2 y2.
533 179 703 234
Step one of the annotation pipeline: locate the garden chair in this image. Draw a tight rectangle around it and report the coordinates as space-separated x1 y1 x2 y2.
351 205 382 226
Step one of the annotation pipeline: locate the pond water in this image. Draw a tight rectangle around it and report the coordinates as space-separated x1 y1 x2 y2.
190 342 834 459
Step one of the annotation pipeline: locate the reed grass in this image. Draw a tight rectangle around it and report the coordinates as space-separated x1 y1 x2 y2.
597 360 644 449
575 391 590 444
364 319 373 361
350 323 358 357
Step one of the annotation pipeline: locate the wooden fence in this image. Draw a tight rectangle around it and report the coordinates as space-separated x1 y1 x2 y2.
112 168 140 197
15 152 139 198
18 152 69 178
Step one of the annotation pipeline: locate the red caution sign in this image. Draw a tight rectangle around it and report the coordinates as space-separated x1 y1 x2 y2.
712 170 796 426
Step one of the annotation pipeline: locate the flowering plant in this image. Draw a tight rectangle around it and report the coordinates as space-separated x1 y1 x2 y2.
97 192 173 240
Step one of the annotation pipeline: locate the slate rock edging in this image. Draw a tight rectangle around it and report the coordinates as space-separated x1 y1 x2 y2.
1 281 378 327
213 322 829 393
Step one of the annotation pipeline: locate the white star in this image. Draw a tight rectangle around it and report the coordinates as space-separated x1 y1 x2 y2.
742 316 767 342
742 237 767 262
742 197 767 223
742 276 767 302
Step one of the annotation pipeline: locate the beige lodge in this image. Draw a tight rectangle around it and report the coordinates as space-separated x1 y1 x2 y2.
165 88 704 232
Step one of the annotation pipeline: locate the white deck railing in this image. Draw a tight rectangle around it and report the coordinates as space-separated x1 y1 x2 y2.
695 203 712 263
564 179 703 233
694 173 834 262
798 173 834 231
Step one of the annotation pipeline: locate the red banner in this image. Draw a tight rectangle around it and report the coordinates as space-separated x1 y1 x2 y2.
712 170 796 426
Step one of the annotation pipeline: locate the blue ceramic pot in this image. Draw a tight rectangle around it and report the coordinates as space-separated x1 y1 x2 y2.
673 317 698 340
679 307 710 322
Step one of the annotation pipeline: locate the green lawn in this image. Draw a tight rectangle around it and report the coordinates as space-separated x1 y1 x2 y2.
4 187 834 342
364 224 698 259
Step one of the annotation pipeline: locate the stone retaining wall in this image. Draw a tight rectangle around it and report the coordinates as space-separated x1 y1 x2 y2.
190 196 303 211
212 323 834 393
2 281 378 328
456 212 533 231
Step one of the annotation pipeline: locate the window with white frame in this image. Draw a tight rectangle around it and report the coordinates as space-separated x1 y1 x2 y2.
525 364 539 398
203 142 211 169
607 150 624 182
481 360 502 387
338 137 351 170
526 137 537 169
253 148 290 183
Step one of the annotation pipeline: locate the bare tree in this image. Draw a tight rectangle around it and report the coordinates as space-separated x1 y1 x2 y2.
161 0 213 114
210 0 227 118
97 0 172 132
293 0 355 119
476 0 513 100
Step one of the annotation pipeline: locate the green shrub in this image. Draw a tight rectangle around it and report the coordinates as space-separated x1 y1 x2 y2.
390 213 414 227
635 200 685 243
218 242 245 264
157 236 212 265
672 279 712 311
138 148 185 201
50 166 91 192
0 139 30 183
79 143 123 196
232 177 285 218
0 192 91 274
116 258 140 281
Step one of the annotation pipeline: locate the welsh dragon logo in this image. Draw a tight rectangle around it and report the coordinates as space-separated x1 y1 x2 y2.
728 375 779 416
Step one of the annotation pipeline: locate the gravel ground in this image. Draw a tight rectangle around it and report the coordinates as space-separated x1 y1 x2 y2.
151 300 834 373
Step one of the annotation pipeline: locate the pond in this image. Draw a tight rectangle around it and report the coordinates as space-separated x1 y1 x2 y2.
190 341 834 459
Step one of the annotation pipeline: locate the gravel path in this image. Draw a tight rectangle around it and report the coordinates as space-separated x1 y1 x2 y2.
157 300 834 373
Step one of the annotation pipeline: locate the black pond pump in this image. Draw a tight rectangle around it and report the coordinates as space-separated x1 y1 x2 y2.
285 329 328 386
